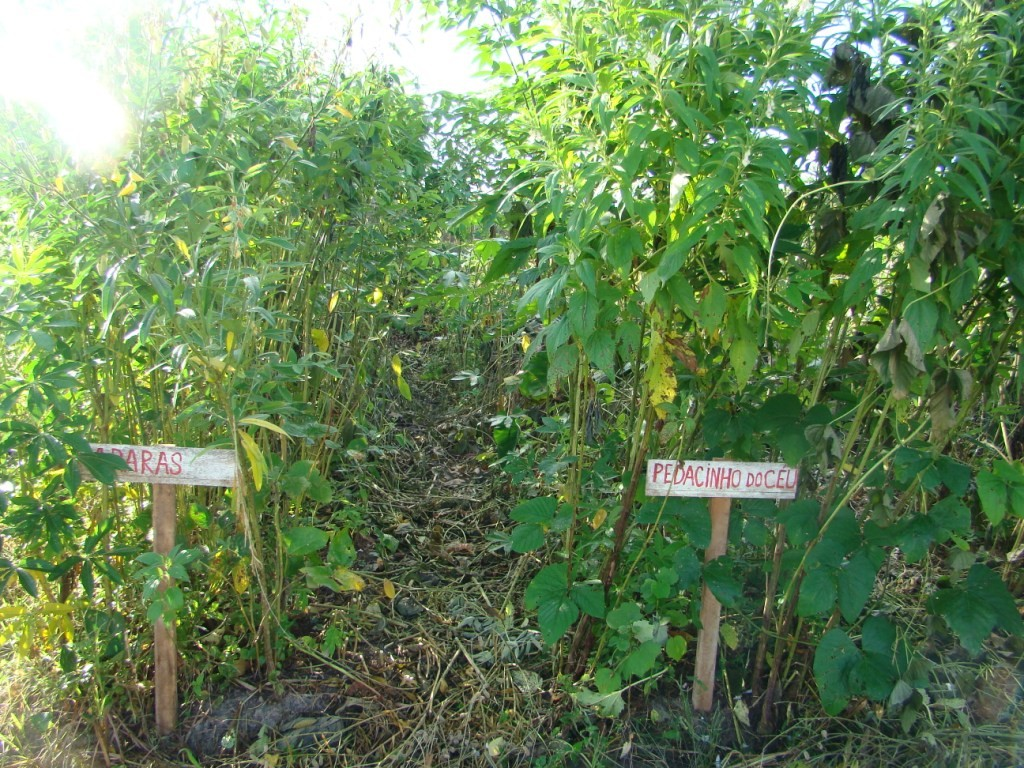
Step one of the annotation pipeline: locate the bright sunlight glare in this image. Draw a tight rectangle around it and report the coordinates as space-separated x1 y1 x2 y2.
0 1 136 165
0 0 484 167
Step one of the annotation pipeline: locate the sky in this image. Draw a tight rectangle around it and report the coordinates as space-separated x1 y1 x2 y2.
0 0 485 162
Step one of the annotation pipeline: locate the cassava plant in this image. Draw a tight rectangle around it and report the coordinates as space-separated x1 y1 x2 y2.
429 0 1024 729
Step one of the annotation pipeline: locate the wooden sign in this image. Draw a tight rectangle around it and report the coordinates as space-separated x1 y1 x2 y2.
647 459 799 499
89 444 239 487
83 443 239 736
646 458 798 712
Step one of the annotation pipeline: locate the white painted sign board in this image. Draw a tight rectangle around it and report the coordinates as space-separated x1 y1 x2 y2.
82 443 239 736
646 458 799 713
89 444 239 487
646 459 798 500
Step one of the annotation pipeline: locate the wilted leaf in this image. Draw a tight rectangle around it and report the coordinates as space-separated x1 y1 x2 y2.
646 326 677 417
237 430 266 490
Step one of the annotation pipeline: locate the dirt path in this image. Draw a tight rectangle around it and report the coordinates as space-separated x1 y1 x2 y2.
183 335 553 766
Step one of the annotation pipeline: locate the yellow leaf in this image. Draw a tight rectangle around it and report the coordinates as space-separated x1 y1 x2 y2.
204 356 228 374
237 429 266 490
591 507 608 530
180 134 190 154
0 605 26 620
239 416 292 439
232 562 250 594
487 738 505 758
172 236 190 259
383 579 396 600
226 331 235 354
332 568 365 592
521 334 531 353
37 603 75 615
646 324 677 417
54 176 65 193
332 105 353 118
278 136 301 151
369 287 384 306
118 179 137 197
129 170 144 182
328 291 339 312
391 354 403 376
311 328 329 353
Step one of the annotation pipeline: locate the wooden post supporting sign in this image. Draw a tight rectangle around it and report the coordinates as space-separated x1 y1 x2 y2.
646 459 799 712
83 444 239 735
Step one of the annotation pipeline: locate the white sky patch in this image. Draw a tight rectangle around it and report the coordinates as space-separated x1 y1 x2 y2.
302 0 489 95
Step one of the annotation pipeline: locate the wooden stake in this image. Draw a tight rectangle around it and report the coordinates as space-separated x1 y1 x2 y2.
692 494 732 712
152 483 177 735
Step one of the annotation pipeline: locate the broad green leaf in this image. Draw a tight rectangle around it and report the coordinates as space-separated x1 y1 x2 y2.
547 342 579 387
666 634 688 661
616 321 642 363
843 249 883 307
571 583 605 619
567 291 599 339
798 567 837 617
860 615 897 656
578 667 625 715
977 470 1006 525
283 526 329 557
930 564 1024 654
302 566 364 592
720 623 739 650
758 394 805 432
694 281 727 331
895 515 936 563
607 603 643 630
703 557 741 607
814 628 860 716
511 523 546 553
744 517 770 546
851 651 898 702
510 497 557 523
526 564 578 644
837 550 878 622
584 327 616 379
621 640 662 679
778 499 819 546
935 456 971 496
729 335 757 390
674 545 702 589
606 226 642 274
328 530 356 567
665 273 698 318
77 450 129 485
809 506 860 566
536 598 578 646
904 297 939 352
